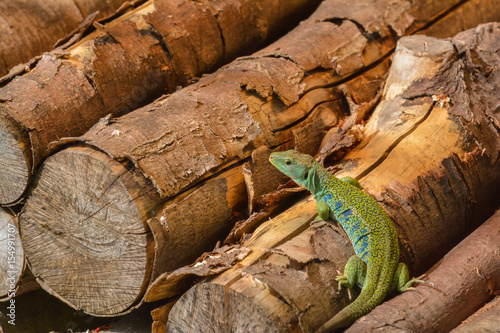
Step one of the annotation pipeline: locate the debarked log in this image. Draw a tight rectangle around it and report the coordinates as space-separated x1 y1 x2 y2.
165 24 500 332
0 0 321 205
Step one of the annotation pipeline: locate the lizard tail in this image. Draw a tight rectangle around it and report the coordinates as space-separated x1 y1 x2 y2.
314 309 352 333
314 276 392 333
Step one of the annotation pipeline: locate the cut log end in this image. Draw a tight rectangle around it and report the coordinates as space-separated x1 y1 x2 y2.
0 208 24 299
20 146 155 316
167 283 285 333
0 115 30 205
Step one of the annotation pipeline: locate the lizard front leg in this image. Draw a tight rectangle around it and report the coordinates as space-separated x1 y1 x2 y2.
314 177 358 223
336 255 366 300
316 199 331 220
310 199 331 227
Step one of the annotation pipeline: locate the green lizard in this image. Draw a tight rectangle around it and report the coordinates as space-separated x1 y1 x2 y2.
269 150 425 332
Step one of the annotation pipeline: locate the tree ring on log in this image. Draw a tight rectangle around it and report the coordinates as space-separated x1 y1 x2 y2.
167 283 283 332
20 146 155 316
0 113 31 205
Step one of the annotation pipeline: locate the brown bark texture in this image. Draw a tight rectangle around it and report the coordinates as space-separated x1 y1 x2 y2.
18 0 500 319
0 0 321 205
346 210 500 333
0 0 131 77
165 22 500 332
450 296 500 333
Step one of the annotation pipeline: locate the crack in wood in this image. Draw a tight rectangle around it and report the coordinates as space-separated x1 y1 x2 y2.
271 98 341 134
357 101 436 180
324 17 381 41
302 50 394 95
410 0 471 36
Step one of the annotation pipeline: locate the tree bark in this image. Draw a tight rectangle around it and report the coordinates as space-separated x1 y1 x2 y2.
0 0 131 77
165 23 500 332
0 0 321 205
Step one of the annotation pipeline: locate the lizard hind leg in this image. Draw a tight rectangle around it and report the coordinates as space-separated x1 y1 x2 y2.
335 255 366 300
391 262 430 292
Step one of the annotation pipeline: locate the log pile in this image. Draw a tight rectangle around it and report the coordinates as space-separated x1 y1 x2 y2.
18 0 487 317
0 0 320 205
0 0 499 331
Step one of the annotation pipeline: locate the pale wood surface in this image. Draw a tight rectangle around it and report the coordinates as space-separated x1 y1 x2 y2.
21 147 156 315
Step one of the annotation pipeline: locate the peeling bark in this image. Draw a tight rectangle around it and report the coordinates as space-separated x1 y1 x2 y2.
0 0 132 77
19 0 397 316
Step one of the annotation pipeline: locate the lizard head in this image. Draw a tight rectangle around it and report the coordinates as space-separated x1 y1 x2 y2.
269 150 318 189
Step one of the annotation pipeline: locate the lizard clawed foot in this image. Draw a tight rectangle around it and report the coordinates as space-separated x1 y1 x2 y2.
413 274 436 288
335 270 353 300
412 274 435 288
405 286 422 295
401 274 435 292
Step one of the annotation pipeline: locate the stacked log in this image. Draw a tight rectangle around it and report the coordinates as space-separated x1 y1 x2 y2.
451 296 500 333
0 0 131 77
0 0 320 205
0 206 39 308
17 0 500 321
165 23 500 332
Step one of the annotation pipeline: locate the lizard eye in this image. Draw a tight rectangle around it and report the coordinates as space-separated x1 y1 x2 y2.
303 171 309 179
285 160 291 165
